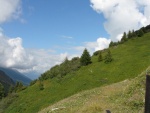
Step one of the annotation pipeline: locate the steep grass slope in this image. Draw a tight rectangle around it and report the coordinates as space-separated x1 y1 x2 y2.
3 33 150 113
39 67 148 113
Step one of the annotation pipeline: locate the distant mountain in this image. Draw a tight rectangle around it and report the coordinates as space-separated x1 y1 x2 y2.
0 67 32 86
25 72 40 80
0 70 15 93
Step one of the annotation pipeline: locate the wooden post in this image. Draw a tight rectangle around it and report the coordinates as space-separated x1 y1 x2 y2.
106 110 111 113
145 75 150 113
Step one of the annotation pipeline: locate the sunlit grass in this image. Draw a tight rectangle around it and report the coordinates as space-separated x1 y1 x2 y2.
39 67 148 113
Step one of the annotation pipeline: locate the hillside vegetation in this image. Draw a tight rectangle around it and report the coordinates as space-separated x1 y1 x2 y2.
1 31 150 113
39 67 148 113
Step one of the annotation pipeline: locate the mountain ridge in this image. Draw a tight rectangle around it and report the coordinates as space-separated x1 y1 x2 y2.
0 67 31 86
0 70 15 94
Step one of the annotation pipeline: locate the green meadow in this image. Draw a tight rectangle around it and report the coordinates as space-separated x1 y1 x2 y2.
1 32 150 113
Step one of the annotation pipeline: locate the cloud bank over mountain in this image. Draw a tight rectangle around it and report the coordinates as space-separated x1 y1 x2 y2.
90 0 150 50
0 31 69 79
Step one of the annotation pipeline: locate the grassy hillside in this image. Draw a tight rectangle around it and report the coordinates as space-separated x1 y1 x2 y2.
39 67 148 113
2 32 150 113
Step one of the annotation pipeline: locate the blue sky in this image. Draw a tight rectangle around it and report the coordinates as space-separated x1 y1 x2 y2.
0 0 150 79
1 0 107 52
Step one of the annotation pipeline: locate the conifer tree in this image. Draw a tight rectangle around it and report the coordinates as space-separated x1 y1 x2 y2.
121 32 127 42
98 52 103 62
138 29 144 37
63 57 69 64
141 27 146 33
109 41 113 47
104 50 113 63
80 48 92 66
8 85 14 94
128 30 132 38
132 30 137 37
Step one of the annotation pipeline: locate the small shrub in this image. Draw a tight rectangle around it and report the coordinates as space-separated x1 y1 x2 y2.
39 82 44 90
104 50 113 63
0 93 18 112
30 79 37 86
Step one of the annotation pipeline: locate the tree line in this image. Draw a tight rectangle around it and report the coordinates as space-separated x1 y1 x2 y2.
32 25 150 85
36 48 113 84
109 24 150 47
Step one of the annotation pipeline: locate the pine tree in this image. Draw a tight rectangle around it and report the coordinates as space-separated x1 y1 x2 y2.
121 32 127 42
138 29 144 37
98 52 103 62
132 30 137 37
141 27 146 33
128 30 132 38
8 85 14 94
80 48 92 66
63 57 69 64
14 81 24 92
109 41 114 47
104 50 113 63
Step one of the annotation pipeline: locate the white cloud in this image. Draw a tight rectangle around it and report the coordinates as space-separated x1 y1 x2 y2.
95 38 111 51
72 42 97 55
72 40 110 55
90 0 150 41
0 31 70 79
0 0 22 24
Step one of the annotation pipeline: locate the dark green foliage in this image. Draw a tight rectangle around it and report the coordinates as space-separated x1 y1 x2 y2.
39 82 44 90
15 81 23 89
48 65 60 79
39 57 81 80
109 41 113 47
121 32 127 42
0 93 18 113
104 50 113 63
58 57 81 78
80 48 92 66
141 27 146 33
137 29 144 37
128 30 132 39
109 41 118 47
93 50 100 56
70 57 81 71
98 52 103 62
0 70 15 95
132 30 137 37
13 81 26 92
145 24 150 32
59 57 70 78
0 83 4 99
119 26 149 45
39 73 49 81
30 79 37 86
8 86 14 94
